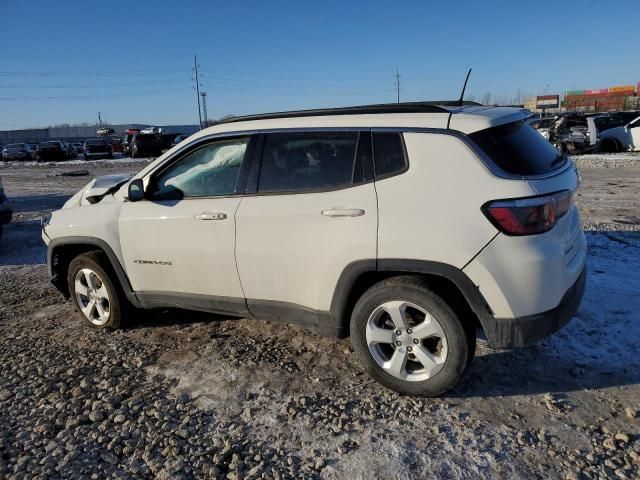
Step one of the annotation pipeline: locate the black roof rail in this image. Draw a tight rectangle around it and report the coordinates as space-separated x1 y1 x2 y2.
217 101 484 125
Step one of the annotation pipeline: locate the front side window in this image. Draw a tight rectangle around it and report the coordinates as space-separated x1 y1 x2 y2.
258 132 358 193
151 137 249 199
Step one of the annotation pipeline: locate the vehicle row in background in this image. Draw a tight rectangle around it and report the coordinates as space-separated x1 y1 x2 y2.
528 111 640 154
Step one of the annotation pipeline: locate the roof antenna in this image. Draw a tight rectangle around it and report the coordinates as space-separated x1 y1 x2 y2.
457 68 472 106
448 67 472 129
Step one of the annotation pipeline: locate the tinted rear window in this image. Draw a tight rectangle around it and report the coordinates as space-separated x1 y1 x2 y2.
468 120 565 176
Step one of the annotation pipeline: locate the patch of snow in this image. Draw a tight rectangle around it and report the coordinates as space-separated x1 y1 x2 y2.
543 232 640 370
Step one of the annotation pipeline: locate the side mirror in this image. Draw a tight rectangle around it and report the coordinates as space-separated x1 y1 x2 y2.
128 179 145 202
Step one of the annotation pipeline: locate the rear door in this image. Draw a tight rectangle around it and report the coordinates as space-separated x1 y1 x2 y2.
235 131 377 322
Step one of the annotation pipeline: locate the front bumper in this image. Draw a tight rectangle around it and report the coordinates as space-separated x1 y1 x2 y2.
482 266 586 349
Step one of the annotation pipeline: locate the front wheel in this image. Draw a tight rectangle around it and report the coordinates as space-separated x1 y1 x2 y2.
350 276 472 396
67 252 125 329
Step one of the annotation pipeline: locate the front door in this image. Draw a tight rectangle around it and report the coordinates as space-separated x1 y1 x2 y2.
119 136 253 307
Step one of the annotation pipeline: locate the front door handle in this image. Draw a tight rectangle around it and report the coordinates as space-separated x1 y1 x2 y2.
321 208 365 217
194 211 228 221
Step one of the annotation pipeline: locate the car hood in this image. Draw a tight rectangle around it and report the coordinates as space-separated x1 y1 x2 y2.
63 174 131 208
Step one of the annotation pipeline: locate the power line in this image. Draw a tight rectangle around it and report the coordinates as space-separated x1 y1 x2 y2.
0 67 188 77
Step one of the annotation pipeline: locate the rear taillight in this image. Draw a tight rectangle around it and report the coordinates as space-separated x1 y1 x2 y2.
482 190 572 236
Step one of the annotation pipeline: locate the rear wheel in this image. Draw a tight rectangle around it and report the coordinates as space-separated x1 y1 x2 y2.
67 252 126 329
350 276 472 396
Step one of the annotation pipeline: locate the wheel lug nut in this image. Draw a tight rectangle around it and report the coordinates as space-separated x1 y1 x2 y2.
407 346 413 352
407 328 413 334
395 330 401 335
413 338 420 344
395 341 402 346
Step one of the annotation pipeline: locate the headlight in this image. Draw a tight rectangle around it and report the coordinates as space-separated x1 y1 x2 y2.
41 213 52 227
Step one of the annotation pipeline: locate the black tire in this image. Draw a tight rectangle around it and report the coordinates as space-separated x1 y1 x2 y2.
600 138 619 153
67 251 126 329
350 276 472 397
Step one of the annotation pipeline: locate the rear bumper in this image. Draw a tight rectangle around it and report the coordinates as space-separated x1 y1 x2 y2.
482 266 586 348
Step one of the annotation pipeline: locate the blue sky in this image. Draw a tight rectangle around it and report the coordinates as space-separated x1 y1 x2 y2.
0 0 638 129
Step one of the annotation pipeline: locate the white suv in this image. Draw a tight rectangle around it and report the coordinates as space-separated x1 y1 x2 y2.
42 102 587 396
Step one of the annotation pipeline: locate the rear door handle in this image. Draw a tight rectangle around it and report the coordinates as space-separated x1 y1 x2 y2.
321 208 365 217
194 211 228 221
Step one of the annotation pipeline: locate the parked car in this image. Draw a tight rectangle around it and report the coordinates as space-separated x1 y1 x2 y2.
0 174 12 240
42 102 586 396
171 134 190 146
83 138 113 160
36 141 68 162
548 112 623 154
527 117 554 140
122 129 140 157
130 133 163 158
65 142 77 159
110 136 123 154
2 143 35 161
598 113 640 152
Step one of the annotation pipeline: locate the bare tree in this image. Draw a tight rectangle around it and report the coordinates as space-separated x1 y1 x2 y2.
481 92 492 105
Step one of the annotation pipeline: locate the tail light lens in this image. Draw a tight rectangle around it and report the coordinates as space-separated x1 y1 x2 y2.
482 190 572 235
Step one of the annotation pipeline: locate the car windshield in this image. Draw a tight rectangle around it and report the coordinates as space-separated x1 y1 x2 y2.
6 143 25 149
86 139 109 145
40 142 61 147
469 120 566 176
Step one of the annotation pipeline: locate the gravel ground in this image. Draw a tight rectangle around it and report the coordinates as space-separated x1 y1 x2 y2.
1 155 639 479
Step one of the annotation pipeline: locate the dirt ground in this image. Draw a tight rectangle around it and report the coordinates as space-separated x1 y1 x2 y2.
0 155 639 479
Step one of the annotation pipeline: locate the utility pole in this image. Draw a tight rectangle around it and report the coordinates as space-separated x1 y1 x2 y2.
395 68 401 104
193 55 203 130
98 112 102 126
200 92 208 128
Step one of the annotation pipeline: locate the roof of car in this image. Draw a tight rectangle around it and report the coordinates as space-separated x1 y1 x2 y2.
194 102 530 137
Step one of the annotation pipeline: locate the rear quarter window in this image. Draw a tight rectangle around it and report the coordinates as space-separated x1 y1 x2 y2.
468 120 565 176
372 132 407 178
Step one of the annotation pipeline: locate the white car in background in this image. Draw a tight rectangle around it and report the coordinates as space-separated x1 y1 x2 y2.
598 114 640 152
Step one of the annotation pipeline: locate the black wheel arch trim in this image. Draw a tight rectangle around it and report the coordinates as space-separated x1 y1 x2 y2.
47 236 141 307
330 258 495 335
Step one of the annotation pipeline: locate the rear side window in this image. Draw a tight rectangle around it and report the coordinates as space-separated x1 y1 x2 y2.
468 120 565 176
258 132 358 193
372 132 407 178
